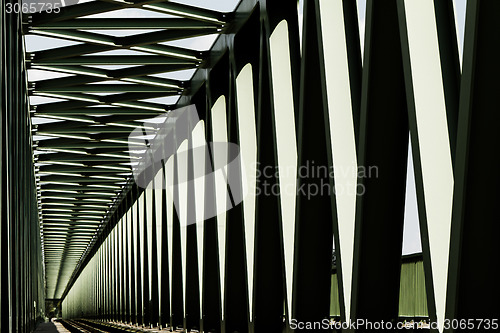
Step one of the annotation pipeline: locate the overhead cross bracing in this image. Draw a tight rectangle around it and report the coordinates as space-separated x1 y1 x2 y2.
25 0 231 300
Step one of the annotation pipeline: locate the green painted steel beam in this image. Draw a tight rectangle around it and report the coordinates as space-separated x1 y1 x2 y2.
42 221 101 226
45 250 86 253
30 0 196 25
38 166 130 173
39 170 129 179
43 244 92 247
42 229 102 232
127 45 203 61
41 185 122 192
35 114 96 124
32 18 220 30
44 251 89 255
40 194 119 202
41 201 113 207
38 148 138 157
42 219 105 224
44 253 89 258
35 84 179 93
33 93 169 111
43 244 91 248
30 43 202 62
42 224 101 229
111 63 198 77
29 28 217 53
43 240 91 244
33 91 101 103
144 2 227 24
32 76 108 90
29 43 116 62
91 113 167 124
41 212 107 216
44 243 92 245
37 124 143 133
33 55 195 65
36 140 132 149
101 91 177 103
31 1 121 24
38 166 130 174
83 132 136 141
39 151 135 159
29 63 109 76
30 0 226 25
43 239 92 243
41 206 110 212
33 100 94 112
32 73 183 90
120 28 219 48
31 29 117 46
43 234 95 238
43 192 117 199
34 107 166 115
37 154 138 163
42 233 98 237
41 205 112 209
36 118 156 131
38 177 128 187
41 226 100 228
43 240 96 244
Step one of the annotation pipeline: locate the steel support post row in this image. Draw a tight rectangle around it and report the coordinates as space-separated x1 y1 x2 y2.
446 0 500 328
1 1 45 332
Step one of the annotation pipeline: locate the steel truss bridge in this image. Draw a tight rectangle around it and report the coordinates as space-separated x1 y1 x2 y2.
1 0 498 332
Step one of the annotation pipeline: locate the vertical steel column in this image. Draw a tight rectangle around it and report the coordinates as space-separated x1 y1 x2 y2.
432 0 460 162
207 51 231 333
232 9 260 332
9 5 19 328
151 182 160 327
397 0 460 330
112 218 117 321
0 4 4 329
123 198 130 323
142 189 150 327
125 195 130 323
136 193 143 325
117 215 123 322
226 51 250 333
130 192 137 324
351 0 409 327
186 125 201 332
107 223 112 320
160 162 171 329
171 151 184 329
118 216 123 322
197 82 224 333
292 0 337 329
98 246 102 319
446 0 500 329
260 1 302 331
252 20 285 333
97 244 100 319
102 224 106 319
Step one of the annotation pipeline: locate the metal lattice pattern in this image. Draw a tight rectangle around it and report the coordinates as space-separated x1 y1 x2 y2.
26 0 229 299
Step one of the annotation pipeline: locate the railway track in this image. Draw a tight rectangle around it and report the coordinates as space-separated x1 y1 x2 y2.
59 319 182 333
